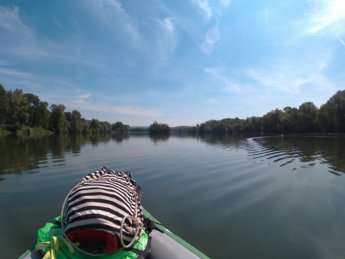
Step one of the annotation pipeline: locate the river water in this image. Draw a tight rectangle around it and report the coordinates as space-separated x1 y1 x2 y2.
1 134 345 259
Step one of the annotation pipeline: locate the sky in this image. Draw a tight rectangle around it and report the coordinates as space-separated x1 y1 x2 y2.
0 0 345 126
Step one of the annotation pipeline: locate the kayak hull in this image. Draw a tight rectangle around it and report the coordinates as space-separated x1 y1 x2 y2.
19 208 209 259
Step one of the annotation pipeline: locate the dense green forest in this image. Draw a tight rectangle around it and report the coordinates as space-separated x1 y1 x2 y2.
188 90 345 135
0 84 129 136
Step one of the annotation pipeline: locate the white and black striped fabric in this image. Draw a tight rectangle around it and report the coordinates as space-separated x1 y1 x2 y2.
62 167 143 246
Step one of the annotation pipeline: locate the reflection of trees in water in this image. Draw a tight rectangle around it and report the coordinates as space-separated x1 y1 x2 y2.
148 132 246 147
89 134 112 146
199 134 246 149
0 136 51 174
89 133 129 146
149 133 170 144
255 136 345 175
0 133 130 176
112 132 129 143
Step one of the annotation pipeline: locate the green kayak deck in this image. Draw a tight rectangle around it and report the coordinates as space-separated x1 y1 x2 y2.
19 207 209 259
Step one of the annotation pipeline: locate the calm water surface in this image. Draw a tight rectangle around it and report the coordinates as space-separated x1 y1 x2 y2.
1 134 345 259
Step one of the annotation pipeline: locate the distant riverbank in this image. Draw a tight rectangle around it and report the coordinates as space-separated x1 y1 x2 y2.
2 84 345 137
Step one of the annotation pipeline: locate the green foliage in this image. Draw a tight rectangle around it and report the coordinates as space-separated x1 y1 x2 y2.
262 109 286 133
6 89 30 129
88 119 127 135
16 127 52 137
1 83 345 136
0 84 129 137
112 121 129 134
148 121 170 135
317 90 345 133
99 121 112 134
243 117 262 134
298 102 318 133
89 119 100 134
129 127 149 133
66 110 83 134
24 93 50 128
49 104 69 135
0 128 11 137
283 106 299 133
0 84 7 127
191 90 345 135
195 118 243 135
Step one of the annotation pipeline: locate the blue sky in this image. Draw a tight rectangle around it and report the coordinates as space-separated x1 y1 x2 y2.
0 0 345 126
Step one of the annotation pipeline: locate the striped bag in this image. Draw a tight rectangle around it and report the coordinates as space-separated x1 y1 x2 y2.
61 167 143 254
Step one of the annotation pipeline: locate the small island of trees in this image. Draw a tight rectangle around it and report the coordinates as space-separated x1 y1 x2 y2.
148 121 170 135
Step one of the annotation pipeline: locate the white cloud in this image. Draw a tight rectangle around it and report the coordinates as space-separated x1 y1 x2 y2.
85 0 141 43
75 93 91 103
110 106 160 117
83 0 180 67
247 58 336 95
200 26 220 54
74 101 160 118
191 0 231 22
0 5 32 36
192 0 212 20
336 33 345 49
161 17 174 32
157 17 178 51
305 0 345 35
205 26 220 44
0 4 110 72
219 0 231 8
0 65 160 121
0 66 34 78
204 67 241 92
53 16 63 30
248 69 304 94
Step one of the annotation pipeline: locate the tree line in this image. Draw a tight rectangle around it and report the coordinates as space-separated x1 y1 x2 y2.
188 90 345 135
2 82 344 136
0 84 129 135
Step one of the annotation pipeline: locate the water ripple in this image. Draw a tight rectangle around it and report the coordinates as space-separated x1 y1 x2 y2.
245 136 345 175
